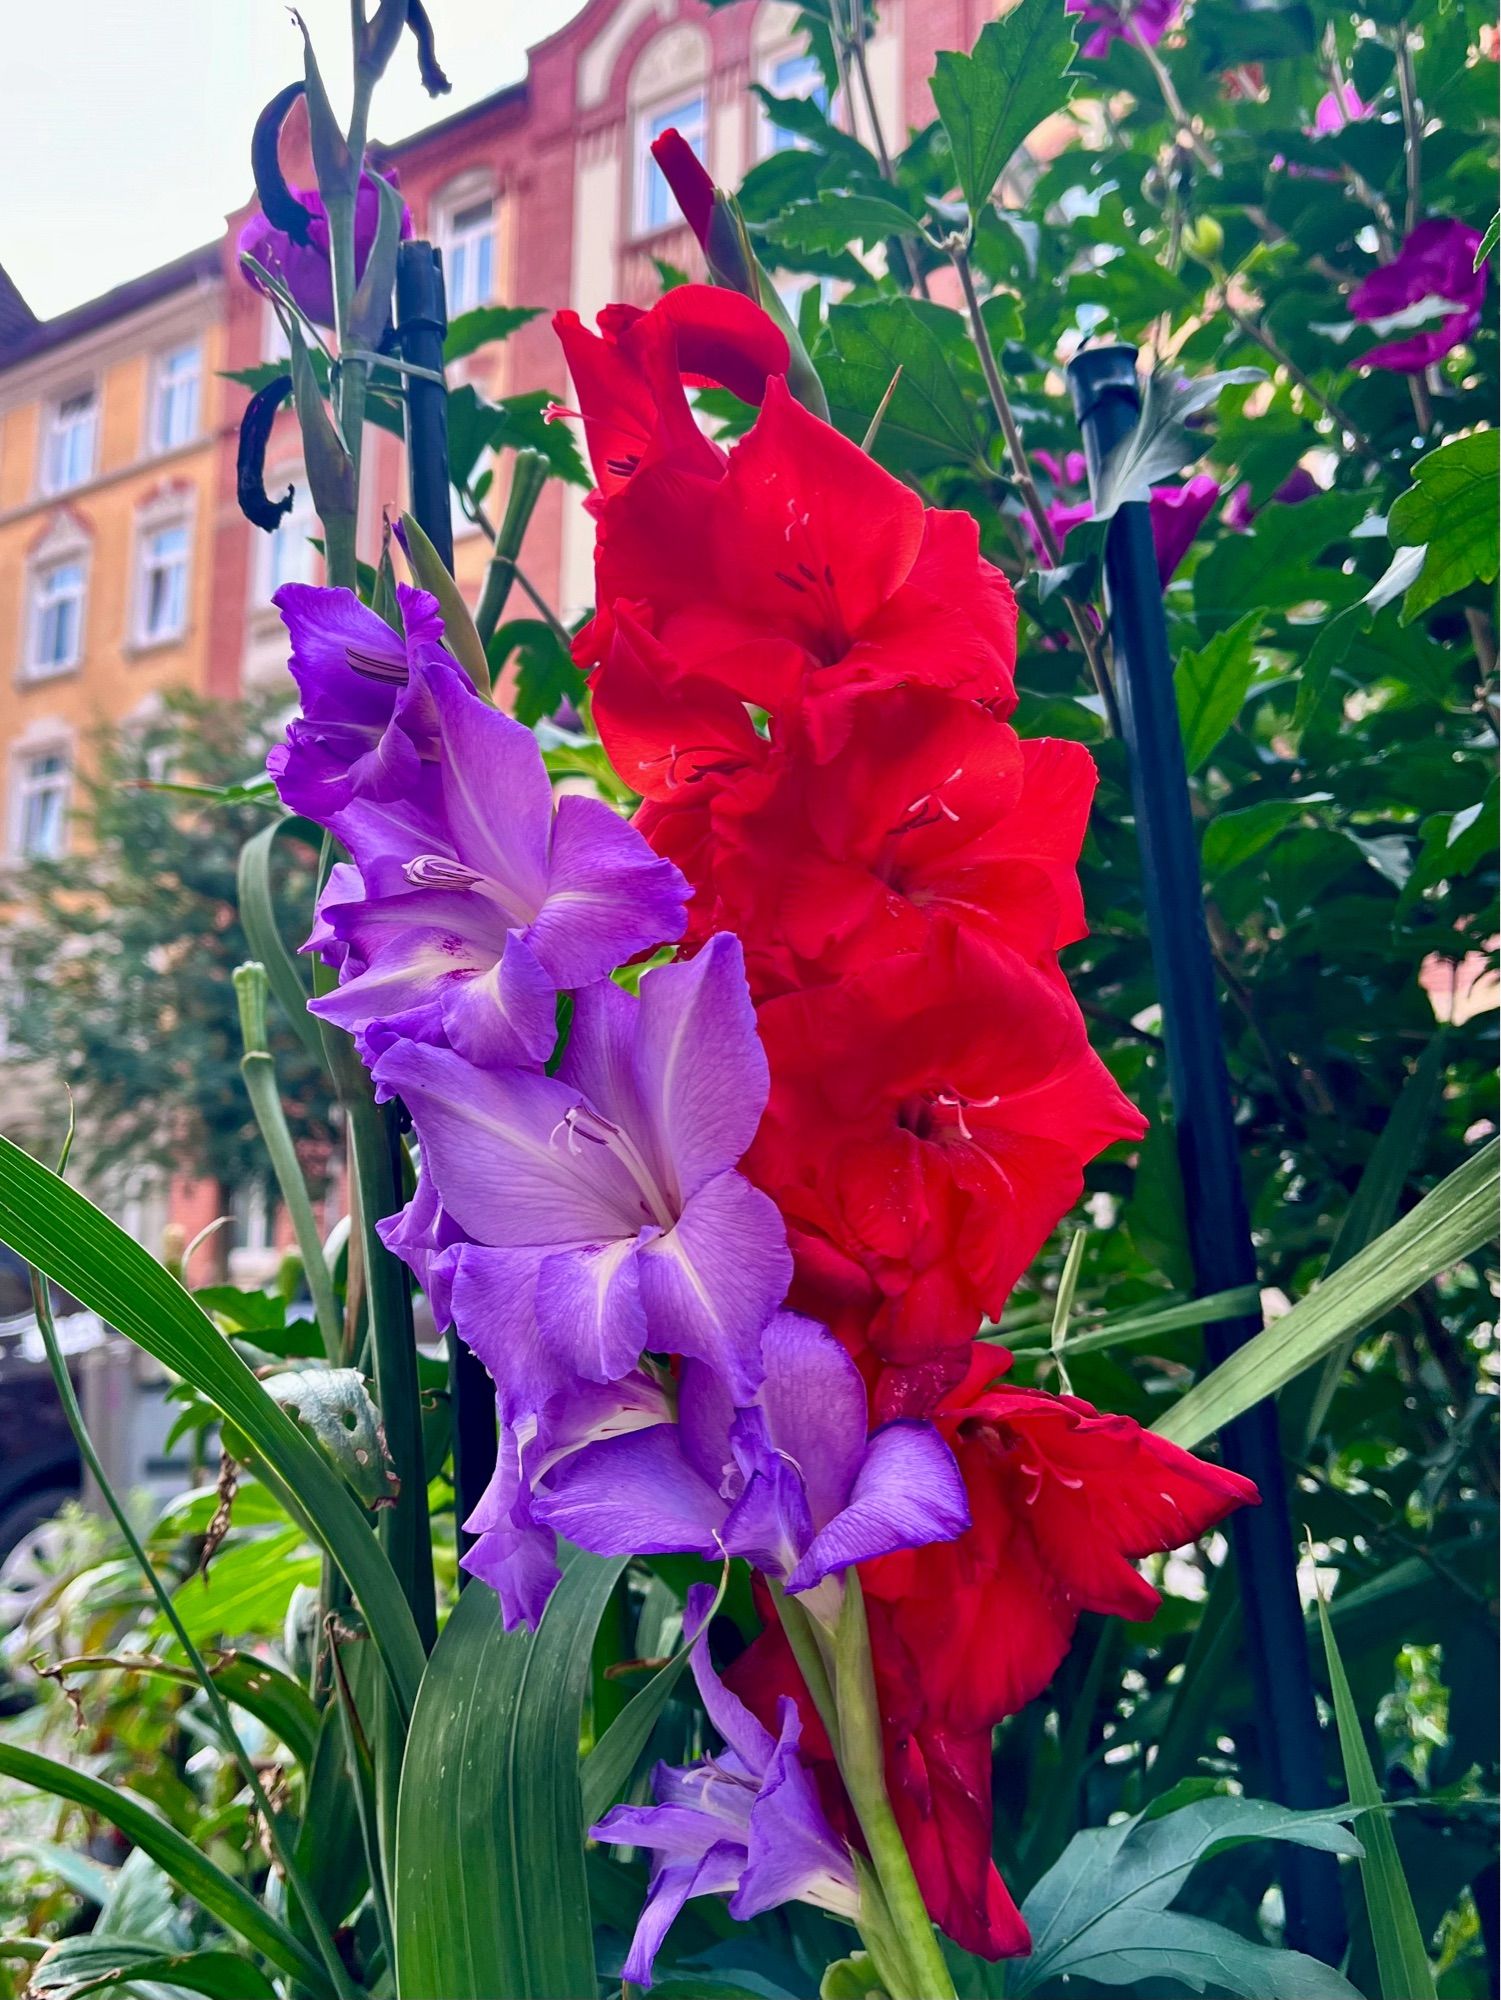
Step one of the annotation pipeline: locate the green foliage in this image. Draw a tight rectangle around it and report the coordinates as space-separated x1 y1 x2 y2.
1387 430 1500 620
930 0 1080 214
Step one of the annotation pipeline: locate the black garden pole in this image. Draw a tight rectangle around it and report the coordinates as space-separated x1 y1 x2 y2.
1068 345 1345 1965
396 238 498 1566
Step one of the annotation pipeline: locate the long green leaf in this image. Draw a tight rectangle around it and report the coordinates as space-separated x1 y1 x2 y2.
236 815 326 1065
0 1746 328 1996
1292 1033 1448 1448
55 1651 320 1770
1153 1140 1498 1450
28 1937 279 2000
1311 1574 1437 1999
0 1137 425 1720
393 1548 626 2000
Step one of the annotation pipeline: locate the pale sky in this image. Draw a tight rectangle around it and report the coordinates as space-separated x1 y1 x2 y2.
2 0 586 321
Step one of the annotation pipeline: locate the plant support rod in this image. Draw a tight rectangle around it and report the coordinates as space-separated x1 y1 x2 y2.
1067 343 1345 1969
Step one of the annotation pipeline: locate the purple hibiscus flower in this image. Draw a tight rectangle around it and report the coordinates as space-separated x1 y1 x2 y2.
1348 219 1489 372
373 934 792 1413
238 170 412 330
1030 454 1221 584
1222 464 1320 532
591 1583 860 1988
1064 0 1179 61
532 1310 970 1594
305 650 688 1066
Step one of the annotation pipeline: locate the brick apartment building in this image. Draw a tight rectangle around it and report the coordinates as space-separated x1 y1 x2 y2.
0 0 996 1264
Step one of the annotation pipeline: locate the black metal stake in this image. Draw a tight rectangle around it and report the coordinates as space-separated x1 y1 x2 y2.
1068 345 1345 1964
396 239 498 1567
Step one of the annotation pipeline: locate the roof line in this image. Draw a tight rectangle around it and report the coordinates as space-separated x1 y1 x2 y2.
0 241 221 373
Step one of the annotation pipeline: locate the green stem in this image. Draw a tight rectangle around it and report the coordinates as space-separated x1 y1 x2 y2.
833 1578 957 2000
29 1268 358 2000
234 965 343 1363
951 246 1121 736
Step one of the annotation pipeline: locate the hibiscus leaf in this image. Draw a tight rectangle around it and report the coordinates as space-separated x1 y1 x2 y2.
769 188 928 254
448 383 589 491
1174 607 1266 772
931 0 1081 216
393 1546 627 2000
821 298 983 472
443 304 542 365
489 617 587 728
1386 430 1500 621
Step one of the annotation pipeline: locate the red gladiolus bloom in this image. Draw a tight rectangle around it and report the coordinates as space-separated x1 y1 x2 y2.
553 284 788 499
581 379 1018 737
862 1346 1260 1728
746 923 1146 1412
728 1358 1256 1959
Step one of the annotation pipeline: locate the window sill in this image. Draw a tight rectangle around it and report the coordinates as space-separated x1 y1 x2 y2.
123 629 190 661
14 664 81 691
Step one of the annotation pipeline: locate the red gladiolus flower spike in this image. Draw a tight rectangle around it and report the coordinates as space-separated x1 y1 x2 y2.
650 127 715 246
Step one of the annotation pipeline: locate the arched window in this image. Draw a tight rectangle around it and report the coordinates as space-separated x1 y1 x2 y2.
433 170 498 318
21 512 91 682
131 481 196 649
629 26 711 237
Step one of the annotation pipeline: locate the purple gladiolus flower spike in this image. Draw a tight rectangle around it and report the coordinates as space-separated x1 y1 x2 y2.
533 1310 971 1593
307 649 688 1065
590 1583 859 1988
373 934 791 1410
268 582 451 819
1348 219 1489 372
238 170 412 330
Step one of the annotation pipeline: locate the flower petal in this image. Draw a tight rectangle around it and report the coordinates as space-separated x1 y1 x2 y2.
534 1236 650 1385
785 1421 971 1593
637 1170 790 1398
755 1312 868 1533
530 791 688 985
531 1422 724 1557
371 1040 638 1247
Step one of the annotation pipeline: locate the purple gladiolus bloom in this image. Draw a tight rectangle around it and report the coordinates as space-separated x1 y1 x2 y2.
534 1310 970 1593
1149 474 1222 583
305 650 688 1066
268 583 451 821
463 1371 672 1627
591 1584 859 1987
1064 0 1179 61
1348 219 1488 372
374 934 792 1412
1223 465 1319 532
238 170 412 330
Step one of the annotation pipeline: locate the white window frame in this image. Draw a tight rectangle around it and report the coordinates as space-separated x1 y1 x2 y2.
11 742 73 862
256 469 317 606
636 93 708 236
150 340 201 453
757 46 830 157
40 386 98 496
436 183 497 318
134 518 192 647
26 555 87 679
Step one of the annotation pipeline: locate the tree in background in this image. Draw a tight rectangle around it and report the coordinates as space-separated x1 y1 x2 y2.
2 692 334 1223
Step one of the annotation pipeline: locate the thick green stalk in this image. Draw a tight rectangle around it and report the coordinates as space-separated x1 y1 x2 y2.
832 1578 957 2000
29 1267 358 2000
233 964 342 1362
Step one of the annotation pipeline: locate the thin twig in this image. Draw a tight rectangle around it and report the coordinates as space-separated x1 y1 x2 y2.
1223 302 1379 462
829 0 929 298
1125 15 1219 176
952 246 1121 732
1394 27 1424 237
